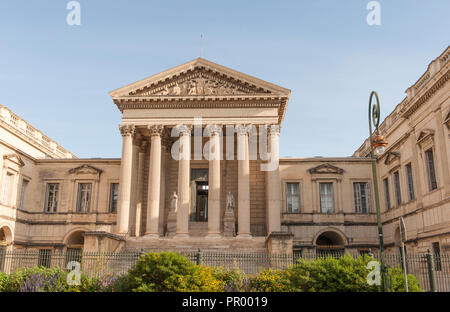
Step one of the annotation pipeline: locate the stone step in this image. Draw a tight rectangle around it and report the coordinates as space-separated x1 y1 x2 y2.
188 222 209 237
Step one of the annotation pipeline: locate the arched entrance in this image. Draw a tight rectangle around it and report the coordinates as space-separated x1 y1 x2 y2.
315 230 346 257
64 230 85 265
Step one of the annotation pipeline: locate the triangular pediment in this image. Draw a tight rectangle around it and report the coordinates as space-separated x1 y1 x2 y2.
384 152 400 165
3 153 25 167
109 58 290 98
68 164 103 175
308 163 344 175
416 129 435 145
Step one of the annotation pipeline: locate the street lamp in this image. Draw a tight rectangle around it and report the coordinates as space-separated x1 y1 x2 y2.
368 91 388 291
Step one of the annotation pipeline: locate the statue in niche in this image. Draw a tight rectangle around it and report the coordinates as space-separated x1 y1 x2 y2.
226 192 235 212
170 192 178 212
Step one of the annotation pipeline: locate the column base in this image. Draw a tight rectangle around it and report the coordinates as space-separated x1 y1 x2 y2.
144 233 160 239
236 233 252 239
174 233 190 239
205 233 222 239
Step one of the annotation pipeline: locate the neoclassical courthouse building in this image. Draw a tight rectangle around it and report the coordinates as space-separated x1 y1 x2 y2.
1 47 449 258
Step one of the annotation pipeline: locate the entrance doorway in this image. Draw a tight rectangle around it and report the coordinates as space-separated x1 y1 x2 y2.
190 169 208 222
195 181 208 222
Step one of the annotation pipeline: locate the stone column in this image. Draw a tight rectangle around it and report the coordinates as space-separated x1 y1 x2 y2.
129 135 140 236
135 140 147 237
117 124 135 234
266 125 281 234
175 125 192 237
145 125 163 237
207 125 222 238
236 124 252 238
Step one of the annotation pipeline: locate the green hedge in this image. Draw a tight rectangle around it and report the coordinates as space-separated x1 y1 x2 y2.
0 252 423 292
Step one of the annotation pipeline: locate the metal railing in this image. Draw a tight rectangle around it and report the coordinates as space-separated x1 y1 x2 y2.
0 248 449 292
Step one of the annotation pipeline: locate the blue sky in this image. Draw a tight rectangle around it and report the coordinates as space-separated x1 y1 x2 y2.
0 0 449 158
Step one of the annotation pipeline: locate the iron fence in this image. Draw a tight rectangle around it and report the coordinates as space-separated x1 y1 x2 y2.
0 248 449 292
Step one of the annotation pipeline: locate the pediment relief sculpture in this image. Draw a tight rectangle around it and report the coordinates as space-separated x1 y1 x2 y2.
129 71 270 97
308 163 344 175
384 151 401 165
68 164 103 176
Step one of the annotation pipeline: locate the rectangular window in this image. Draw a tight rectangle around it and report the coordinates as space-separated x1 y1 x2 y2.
319 182 334 213
354 182 370 213
383 178 391 211
405 164 415 201
45 183 59 213
19 179 29 210
109 183 119 213
432 242 442 271
76 183 92 213
425 149 437 191
38 249 51 268
2 173 14 205
393 171 402 206
285 182 300 213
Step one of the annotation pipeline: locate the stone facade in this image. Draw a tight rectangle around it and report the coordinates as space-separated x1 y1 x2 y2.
1 47 449 256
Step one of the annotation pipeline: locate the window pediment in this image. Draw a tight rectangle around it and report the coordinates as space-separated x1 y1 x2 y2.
384 152 401 165
416 129 435 147
3 153 25 167
68 164 103 176
308 163 344 175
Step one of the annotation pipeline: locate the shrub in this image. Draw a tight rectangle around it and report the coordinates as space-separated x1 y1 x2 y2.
387 267 422 292
249 269 291 292
285 254 379 292
122 252 223 292
213 267 247 290
6 267 68 292
0 266 108 292
0 272 10 292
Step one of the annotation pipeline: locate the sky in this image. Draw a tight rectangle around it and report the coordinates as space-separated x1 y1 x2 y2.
0 0 449 159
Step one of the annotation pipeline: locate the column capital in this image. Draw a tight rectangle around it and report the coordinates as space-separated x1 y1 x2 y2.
268 124 281 137
148 125 164 137
236 124 253 136
119 124 136 137
205 124 222 137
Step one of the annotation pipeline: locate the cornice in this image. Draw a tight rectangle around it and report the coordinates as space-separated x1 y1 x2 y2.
115 97 288 124
0 118 75 159
401 68 450 118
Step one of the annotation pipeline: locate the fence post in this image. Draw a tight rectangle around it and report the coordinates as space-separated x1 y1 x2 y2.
426 249 436 292
196 248 203 265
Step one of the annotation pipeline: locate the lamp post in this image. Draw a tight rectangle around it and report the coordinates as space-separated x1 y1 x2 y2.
368 91 388 292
